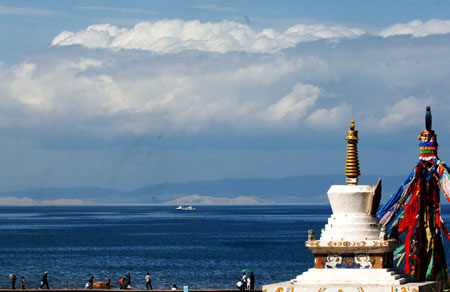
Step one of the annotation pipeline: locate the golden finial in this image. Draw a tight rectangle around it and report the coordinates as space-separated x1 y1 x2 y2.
345 120 360 185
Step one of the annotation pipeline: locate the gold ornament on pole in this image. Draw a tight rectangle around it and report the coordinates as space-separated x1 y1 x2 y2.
345 120 360 185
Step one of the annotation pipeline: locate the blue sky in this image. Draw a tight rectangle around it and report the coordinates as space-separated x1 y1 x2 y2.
1 0 450 193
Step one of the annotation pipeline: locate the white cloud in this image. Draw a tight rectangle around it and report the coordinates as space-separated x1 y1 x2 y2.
51 19 365 54
66 58 104 71
8 58 129 117
52 24 128 48
377 97 431 130
306 103 352 128
285 24 363 40
11 63 54 110
379 19 450 38
264 83 320 122
3 20 450 137
0 53 323 134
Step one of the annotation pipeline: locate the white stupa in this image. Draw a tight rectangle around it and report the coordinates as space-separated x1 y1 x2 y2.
263 121 440 292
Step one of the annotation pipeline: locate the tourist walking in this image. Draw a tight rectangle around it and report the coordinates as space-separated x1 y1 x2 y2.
21 276 25 289
126 273 131 288
88 276 95 289
40 272 49 289
10 274 17 289
249 272 255 290
145 272 152 290
105 275 111 289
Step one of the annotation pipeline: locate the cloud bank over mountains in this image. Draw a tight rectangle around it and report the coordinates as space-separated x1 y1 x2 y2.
1 18 450 138
1 17 450 190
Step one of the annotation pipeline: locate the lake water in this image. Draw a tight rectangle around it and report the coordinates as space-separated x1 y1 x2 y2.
0 205 449 290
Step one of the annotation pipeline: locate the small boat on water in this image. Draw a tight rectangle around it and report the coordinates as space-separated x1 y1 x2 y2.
176 205 196 210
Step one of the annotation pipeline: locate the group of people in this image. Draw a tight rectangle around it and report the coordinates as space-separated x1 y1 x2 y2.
9 270 253 290
94 272 153 290
8 272 49 290
8 274 24 290
8 271 154 290
118 273 132 290
236 272 255 291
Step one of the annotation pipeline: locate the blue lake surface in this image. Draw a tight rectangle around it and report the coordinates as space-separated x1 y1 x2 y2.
0 205 449 290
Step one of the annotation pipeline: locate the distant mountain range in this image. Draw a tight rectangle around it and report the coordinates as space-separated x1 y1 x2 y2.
0 174 407 205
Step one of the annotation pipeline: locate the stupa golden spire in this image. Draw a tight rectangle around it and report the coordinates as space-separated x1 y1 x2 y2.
345 120 360 185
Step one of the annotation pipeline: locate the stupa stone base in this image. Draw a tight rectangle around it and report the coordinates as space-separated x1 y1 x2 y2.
263 280 440 292
295 268 406 285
